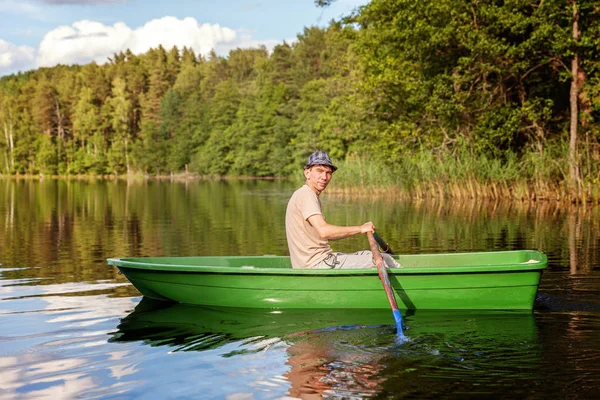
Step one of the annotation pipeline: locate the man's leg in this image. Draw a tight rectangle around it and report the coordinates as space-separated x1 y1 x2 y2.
334 251 375 268
382 253 403 268
331 251 402 269
312 251 403 269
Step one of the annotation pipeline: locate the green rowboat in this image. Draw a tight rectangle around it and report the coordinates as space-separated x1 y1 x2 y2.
107 250 547 310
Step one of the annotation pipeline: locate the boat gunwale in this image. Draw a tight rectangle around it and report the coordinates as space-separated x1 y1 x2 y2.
107 250 548 275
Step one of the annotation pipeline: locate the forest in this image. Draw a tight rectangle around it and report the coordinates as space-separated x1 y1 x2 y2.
1 0 599 201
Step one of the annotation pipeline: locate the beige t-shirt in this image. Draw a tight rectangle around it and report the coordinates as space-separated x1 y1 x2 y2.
285 185 332 268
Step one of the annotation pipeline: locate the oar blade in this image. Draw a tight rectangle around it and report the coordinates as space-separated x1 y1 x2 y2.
392 309 406 341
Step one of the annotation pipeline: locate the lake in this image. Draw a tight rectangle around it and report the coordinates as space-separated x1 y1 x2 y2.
1 178 599 399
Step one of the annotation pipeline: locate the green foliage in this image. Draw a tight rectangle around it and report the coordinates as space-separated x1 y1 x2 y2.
36 135 57 174
72 86 99 148
228 83 295 176
105 77 132 174
192 79 241 175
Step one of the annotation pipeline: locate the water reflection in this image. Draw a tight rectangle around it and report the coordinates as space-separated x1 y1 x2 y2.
110 298 540 398
0 293 138 399
1 179 600 398
110 298 394 351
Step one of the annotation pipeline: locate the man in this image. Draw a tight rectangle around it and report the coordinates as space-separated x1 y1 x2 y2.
285 151 401 269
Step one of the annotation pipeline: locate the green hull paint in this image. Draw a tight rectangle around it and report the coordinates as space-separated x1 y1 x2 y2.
107 250 547 310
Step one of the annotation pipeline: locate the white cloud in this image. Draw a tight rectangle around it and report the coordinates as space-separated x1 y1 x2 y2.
0 16 284 75
0 39 36 73
36 16 244 68
37 20 132 67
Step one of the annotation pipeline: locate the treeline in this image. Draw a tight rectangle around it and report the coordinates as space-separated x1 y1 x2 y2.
1 0 600 200
0 23 362 178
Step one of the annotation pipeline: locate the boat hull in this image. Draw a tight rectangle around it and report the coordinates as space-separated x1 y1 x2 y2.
107 250 547 310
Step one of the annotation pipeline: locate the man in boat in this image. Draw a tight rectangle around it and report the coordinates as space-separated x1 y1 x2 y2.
285 151 400 269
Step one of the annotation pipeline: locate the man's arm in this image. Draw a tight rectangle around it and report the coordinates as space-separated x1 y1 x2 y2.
307 214 375 241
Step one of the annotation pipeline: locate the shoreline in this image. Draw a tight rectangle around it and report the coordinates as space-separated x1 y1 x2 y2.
0 172 286 182
1 173 598 204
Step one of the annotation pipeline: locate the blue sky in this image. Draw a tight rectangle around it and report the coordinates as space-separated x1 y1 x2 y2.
0 0 367 76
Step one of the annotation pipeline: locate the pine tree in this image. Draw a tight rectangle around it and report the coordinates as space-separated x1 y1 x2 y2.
106 77 132 174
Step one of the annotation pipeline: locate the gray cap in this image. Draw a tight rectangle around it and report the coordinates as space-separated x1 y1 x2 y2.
304 151 337 172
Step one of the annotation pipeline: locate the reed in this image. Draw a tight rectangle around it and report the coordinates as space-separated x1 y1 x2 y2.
329 148 600 203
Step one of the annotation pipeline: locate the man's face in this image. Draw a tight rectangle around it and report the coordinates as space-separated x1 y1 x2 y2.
305 165 333 194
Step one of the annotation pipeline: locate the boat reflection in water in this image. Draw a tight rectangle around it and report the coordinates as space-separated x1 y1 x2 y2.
110 297 539 398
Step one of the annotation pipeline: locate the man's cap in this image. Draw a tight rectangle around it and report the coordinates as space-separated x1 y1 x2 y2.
304 151 337 172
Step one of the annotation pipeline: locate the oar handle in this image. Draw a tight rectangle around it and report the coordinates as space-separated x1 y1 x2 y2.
373 232 394 254
367 232 405 339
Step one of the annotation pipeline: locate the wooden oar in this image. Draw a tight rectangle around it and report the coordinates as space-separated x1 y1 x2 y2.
367 232 406 340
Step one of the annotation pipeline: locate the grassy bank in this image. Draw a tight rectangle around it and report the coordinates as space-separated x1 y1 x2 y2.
329 150 600 204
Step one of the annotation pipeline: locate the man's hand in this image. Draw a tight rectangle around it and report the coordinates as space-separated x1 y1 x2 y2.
360 221 375 234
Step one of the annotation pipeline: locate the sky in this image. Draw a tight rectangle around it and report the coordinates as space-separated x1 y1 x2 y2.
0 0 368 76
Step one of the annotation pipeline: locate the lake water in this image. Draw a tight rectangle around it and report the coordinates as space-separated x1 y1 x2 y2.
1 179 599 399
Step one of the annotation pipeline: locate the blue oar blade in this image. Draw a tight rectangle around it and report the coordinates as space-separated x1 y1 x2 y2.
392 309 406 340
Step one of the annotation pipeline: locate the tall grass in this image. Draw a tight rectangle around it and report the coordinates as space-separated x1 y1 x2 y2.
329 145 600 203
